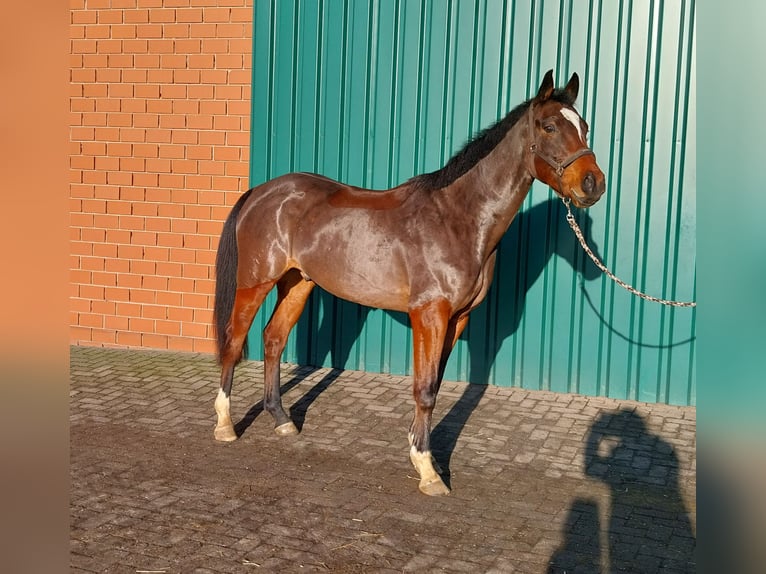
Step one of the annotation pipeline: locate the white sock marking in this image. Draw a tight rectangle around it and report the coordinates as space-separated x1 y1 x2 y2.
215 388 230 419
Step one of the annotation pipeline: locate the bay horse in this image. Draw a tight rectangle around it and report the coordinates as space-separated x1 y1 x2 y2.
212 70 605 495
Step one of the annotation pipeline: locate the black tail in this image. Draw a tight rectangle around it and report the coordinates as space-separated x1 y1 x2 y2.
214 189 253 363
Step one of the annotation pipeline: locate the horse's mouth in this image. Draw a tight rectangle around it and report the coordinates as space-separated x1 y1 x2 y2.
570 188 602 208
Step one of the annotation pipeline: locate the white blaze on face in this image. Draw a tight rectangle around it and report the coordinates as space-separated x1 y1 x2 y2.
560 108 585 143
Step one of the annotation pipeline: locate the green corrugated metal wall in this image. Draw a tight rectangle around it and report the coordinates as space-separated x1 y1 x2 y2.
247 0 696 406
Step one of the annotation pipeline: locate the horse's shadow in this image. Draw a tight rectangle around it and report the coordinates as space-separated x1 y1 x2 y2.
430 198 603 485
236 198 604 472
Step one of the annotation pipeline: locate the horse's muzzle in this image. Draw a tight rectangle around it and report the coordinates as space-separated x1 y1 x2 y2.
576 171 605 207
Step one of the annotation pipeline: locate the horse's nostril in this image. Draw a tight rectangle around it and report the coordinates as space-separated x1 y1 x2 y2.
582 172 595 193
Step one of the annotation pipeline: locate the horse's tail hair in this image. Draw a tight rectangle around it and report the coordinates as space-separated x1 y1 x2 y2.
214 189 253 364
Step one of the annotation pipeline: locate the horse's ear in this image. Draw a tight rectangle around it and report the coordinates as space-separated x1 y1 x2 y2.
536 70 555 101
564 72 580 102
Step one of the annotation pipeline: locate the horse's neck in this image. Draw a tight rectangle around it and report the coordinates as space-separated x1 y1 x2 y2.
443 121 534 252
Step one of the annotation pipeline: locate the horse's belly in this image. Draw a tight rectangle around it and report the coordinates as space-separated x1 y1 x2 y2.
301 254 410 312
293 222 410 312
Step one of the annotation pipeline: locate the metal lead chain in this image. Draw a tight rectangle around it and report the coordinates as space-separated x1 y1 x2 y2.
562 199 696 308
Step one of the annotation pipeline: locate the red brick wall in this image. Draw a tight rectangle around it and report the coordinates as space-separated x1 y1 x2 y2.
70 0 253 353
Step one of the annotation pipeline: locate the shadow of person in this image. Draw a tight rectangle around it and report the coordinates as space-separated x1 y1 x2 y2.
582 408 696 573
548 498 602 574
430 198 603 486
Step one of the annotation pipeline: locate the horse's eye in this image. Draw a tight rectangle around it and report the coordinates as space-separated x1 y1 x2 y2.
543 124 556 134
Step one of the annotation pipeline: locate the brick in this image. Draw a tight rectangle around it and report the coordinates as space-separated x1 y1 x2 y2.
116 331 142 346
82 171 107 185
148 9 176 23
107 49 136 68
161 54 187 68
172 68 200 83
214 54 243 68
135 54 161 68
71 98 96 112
200 69 227 84
122 38 149 52
198 130 225 145
142 334 168 348
176 8 203 23
94 126 121 141
124 9 150 24
143 303 169 319
201 38 227 54
122 68 148 83
96 40 125 54
95 97 120 111
189 23 216 38
163 24 190 38
181 292 208 308
186 175 213 190
214 85 242 101
71 39 98 54
212 175 244 191
78 313 104 328
157 232 185 248
82 112 108 126
225 130 249 146
136 24 163 38
166 306 193 322
85 25 111 39
170 159 198 174
188 54 214 68
128 316 154 331
225 161 248 177
215 23 246 38
111 25 137 39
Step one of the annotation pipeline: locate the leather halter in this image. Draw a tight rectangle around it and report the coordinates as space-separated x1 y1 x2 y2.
527 104 594 197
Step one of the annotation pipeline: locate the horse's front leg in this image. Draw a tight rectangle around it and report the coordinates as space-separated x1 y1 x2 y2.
408 298 453 496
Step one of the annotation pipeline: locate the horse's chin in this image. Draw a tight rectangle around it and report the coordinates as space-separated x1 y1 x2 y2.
568 189 600 208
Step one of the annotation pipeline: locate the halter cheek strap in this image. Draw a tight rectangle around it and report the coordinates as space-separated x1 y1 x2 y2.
530 145 594 178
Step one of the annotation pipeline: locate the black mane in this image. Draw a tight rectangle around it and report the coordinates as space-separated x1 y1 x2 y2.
411 88 576 191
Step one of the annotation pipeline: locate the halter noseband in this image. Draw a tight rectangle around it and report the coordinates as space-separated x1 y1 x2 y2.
527 104 594 197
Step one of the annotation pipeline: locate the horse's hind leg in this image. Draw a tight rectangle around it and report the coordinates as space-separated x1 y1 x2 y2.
262 270 315 435
215 282 275 442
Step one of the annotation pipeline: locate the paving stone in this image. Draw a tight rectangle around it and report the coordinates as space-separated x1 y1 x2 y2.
71 346 696 572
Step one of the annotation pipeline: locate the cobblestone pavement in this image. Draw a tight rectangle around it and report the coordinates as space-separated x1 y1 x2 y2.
70 346 696 573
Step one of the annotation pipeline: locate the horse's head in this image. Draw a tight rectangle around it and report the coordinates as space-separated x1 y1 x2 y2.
527 70 606 208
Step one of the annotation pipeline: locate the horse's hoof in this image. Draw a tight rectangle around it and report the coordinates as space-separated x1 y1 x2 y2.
214 425 238 442
418 477 450 496
274 421 299 436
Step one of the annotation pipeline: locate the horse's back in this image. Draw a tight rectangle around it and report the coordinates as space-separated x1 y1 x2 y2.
250 172 413 210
